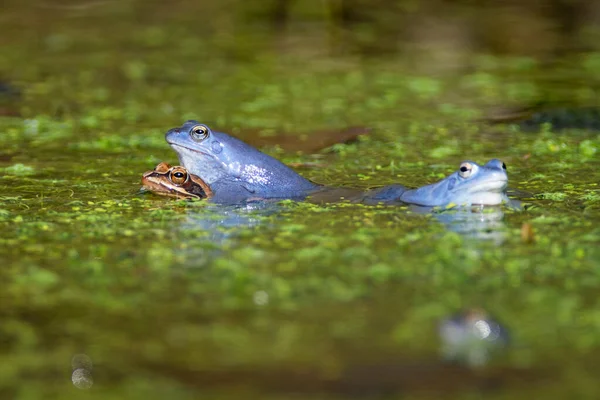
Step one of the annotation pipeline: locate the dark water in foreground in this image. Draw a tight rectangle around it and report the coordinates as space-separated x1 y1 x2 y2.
1 1 600 399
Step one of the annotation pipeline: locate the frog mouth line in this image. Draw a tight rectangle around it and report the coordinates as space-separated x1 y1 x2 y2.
465 179 508 193
167 142 214 159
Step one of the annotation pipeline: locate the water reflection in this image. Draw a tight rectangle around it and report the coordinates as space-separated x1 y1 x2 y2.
182 203 270 234
172 202 281 264
417 205 508 243
311 187 517 242
439 308 509 368
143 187 521 270
167 198 515 258
411 197 523 243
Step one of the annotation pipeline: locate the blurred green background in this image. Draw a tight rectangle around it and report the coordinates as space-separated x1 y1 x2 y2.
1 1 600 400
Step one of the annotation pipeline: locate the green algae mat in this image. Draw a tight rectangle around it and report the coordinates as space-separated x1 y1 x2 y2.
1 2 600 399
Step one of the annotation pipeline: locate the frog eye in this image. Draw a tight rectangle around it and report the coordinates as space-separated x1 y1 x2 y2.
458 162 473 178
169 167 189 185
190 125 209 142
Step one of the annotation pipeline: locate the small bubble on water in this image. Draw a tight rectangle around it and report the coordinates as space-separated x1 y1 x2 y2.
72 368 93 389
473 320 492 339
253 290 269 306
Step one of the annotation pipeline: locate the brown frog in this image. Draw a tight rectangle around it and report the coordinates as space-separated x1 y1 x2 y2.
141 162 212 200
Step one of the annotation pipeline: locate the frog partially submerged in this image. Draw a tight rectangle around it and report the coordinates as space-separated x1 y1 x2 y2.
141 162 212 200
363 159 509 207
165 121 320 203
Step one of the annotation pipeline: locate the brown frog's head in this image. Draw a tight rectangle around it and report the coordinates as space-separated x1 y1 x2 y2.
141 162 213 200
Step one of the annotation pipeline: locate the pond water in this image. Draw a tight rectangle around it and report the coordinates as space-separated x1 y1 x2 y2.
1 2 600 399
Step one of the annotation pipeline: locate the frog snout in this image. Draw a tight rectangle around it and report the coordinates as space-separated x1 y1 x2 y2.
490 170 508 182
165 128 181 142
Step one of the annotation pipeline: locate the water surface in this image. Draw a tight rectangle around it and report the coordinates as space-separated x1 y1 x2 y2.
1 2 600 399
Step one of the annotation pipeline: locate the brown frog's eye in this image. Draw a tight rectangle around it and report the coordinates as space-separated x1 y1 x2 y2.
458 162 473 178
190 125 209 142
169 167 189 185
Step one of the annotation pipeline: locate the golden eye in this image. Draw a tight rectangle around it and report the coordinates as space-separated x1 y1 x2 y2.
169 167 189 185
190 125 209 141
458 162 473 178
